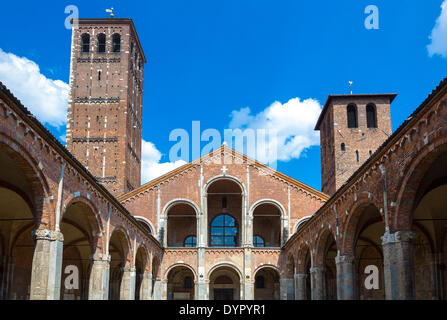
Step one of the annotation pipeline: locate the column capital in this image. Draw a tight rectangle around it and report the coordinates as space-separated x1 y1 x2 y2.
310 266 324 274
90 253 111 262
123 266 136 273
335 254 355 264
381 230 415 245
32 228 64 242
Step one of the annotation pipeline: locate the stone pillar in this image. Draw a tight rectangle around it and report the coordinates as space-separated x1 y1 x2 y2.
382 230 415 300
197 280 208 300
197 247 207 300
310 266 325 300
120 267 136 300
280 277 295 300
295 273 307 300
336 254 355 300
30 229 64 300
153 278 167 300
140 273 152 300
243 248 253 300
88 254 110 300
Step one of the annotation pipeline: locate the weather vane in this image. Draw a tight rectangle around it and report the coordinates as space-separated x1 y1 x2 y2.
106 7 114 18
349 81 353 95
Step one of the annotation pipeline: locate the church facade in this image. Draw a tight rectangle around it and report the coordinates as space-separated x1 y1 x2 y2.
0 16 446 300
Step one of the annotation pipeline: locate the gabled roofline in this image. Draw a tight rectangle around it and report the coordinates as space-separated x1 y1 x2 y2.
314 93 398 130
72 18 147 63
118 145 330 202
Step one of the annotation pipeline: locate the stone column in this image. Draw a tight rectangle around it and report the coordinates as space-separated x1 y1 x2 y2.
88 254 110 300
139 273 152 300
295 273 307 300
153 278 167 300
30 229 64 300
243 247 253 300
197 247 208 300
280 277 295 300
120 267 136 300
382 230 415 300
310 266 325 300
336 254 355 300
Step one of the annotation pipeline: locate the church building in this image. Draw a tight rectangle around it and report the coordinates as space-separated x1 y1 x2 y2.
0 16 446 300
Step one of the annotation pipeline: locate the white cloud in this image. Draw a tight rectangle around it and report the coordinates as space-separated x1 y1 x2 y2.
428 0 447 57
228 97 321 164
0 48 69 127
141 139 187 184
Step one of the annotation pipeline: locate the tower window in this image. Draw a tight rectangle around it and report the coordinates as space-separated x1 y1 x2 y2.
81 33 90 53
112 34 121 53
369 150 372 157
341 143 346 152
366 103 377 128
356 150 359 162
98 70 101 81
347 104 358 128
97 34 106 53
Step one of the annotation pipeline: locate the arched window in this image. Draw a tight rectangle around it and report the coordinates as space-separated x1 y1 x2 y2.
135 217 153 235
184 235 197 247
210 214 237 247
97 34 106 53
184 276 193 289
81 33 90 53
356 150 359 162
255 275 265 288
253 235 265 247
366 103 377 128
112 33 121 53
341 143 346 152
347 104 358 128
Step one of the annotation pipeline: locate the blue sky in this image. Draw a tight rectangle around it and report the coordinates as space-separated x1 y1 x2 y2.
0 1 446 191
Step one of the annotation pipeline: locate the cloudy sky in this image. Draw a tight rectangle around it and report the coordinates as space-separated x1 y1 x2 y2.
0 1 446 189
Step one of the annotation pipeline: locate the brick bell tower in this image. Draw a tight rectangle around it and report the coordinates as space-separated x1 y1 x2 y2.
66 17 145 196
315 93 397 196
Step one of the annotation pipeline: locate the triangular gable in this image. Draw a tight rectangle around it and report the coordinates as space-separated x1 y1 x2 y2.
118 144 329 201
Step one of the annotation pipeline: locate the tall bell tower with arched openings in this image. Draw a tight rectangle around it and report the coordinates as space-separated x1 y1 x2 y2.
66 18 145 196
315 93 397 196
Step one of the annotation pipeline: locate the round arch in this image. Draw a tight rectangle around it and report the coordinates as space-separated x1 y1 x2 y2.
0 138 50 227
62 196 104 244
161 198 200 218
340 199 384 255
164 200 199 247
207 262 244 280
293 216 312 234
164 263 198 281
253 265 280 300
204 174 246 195
393 137 447 231
134 216 155 235
249 199 286 217
208 262 243 300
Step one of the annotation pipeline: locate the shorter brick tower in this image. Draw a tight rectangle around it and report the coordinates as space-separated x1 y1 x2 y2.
66 18 145 196
315 93 397 195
